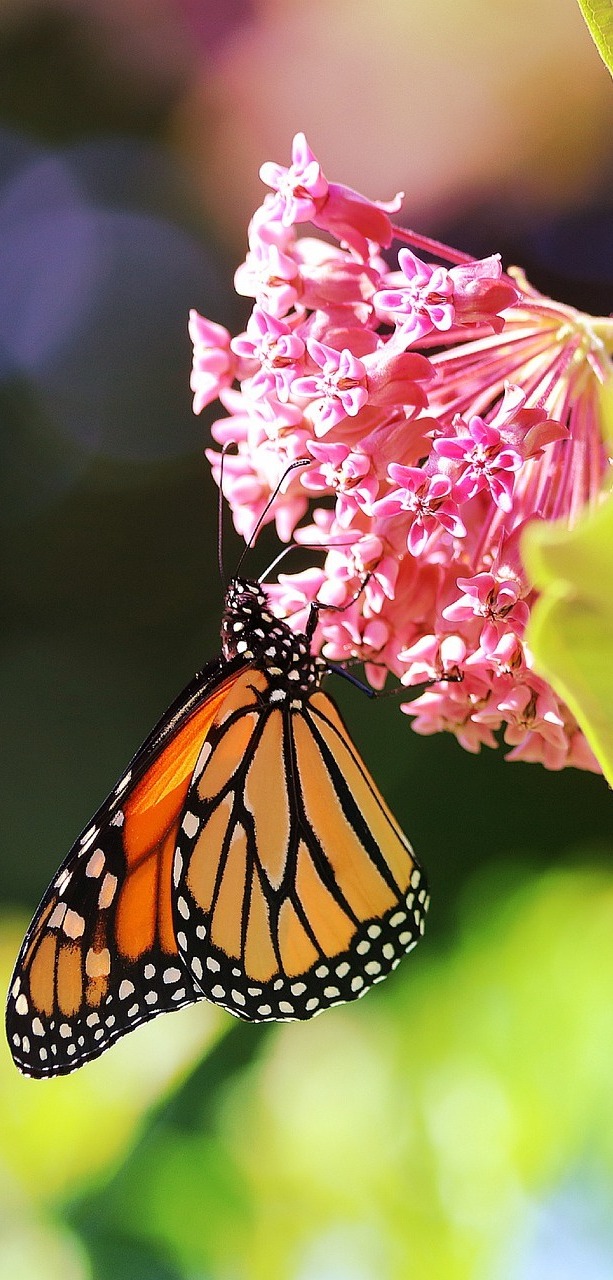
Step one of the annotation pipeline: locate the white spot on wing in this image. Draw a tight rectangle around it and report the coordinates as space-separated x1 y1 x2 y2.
86 849 105 879
63 909 85 939
98 874 118 909
55 869 72 894
182 812 199 840
49 903 68 930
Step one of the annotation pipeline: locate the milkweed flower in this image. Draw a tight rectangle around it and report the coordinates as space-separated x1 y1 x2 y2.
194 134 613 772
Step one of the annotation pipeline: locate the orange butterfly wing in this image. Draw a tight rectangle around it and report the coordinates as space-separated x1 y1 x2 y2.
173 674 426 1020
7 574 429 1076
6 660 245 1076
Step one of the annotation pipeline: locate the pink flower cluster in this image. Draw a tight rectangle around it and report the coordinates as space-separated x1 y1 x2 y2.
190 133 613 771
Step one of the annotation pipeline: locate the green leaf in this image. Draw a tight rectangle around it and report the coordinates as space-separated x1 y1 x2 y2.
575 0 613 77
523 494 613 783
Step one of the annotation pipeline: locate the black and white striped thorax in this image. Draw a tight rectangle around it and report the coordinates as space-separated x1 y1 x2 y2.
221 577 326 701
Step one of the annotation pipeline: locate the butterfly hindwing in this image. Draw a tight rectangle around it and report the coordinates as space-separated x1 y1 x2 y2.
6 658 246 1076
173 675 427 1022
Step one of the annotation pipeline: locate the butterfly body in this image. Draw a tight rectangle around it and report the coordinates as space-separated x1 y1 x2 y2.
7 577 428 1077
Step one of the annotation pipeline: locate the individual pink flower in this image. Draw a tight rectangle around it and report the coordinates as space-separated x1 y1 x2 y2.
231 306 305 402
264 567 327 637
303 441 379 527
405 682 499 754
374 465 467 556
329 533 400 614
234 241 301 319
292 341 368 432
374 249 517 340
362 348 433 413
295 239 380 311
374 250 455 338
473 680 568 770
321 611 390 668
447 255 518 330
434 383 565 512
443 572 530 653
466 630 527 681
260 131 402 259
434 413 522 512
259 132 329 226
398 632 469 686
206 440 309 543
188 311 236 414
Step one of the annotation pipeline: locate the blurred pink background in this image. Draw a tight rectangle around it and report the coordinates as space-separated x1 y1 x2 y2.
3 0 610 251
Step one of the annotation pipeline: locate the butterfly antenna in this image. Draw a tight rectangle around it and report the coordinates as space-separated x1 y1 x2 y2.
258 539 356 583
234 458 311 576
217 443 238 589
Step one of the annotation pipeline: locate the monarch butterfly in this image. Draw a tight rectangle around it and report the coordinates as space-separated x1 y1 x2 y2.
6 573 428 1077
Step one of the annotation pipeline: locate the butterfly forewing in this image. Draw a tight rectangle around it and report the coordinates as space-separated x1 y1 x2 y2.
6 660 245 1076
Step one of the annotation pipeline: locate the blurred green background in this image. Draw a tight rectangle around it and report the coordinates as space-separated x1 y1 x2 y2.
1 3 613 1278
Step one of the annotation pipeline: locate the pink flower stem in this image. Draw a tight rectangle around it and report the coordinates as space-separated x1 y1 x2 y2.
390 223 477 267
